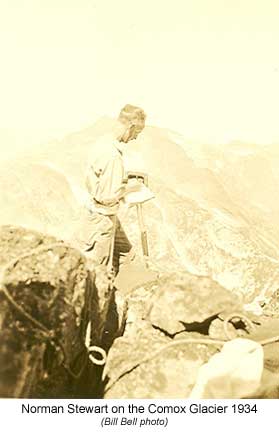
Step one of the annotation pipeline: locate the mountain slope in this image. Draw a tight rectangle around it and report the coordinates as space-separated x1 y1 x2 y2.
1 119 279 302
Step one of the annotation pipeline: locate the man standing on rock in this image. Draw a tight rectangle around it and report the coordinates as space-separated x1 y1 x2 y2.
79 104 146 274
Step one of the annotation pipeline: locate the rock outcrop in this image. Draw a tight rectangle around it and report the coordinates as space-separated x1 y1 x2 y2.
103 273 242 398
147 273 241 335
103 271 279 399
0 225 99 398
103 323 217 399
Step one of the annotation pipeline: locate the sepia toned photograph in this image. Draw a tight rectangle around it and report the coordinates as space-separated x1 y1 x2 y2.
0 0 279 400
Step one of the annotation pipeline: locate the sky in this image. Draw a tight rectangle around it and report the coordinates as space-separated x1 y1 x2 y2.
1 0 279 154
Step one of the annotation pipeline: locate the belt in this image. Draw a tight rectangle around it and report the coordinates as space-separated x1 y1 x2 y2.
93 197 119 207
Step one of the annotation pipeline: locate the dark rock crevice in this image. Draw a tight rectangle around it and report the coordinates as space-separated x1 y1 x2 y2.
0 226 98 398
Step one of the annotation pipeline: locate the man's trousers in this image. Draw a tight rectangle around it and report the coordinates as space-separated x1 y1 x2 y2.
77 208 132 274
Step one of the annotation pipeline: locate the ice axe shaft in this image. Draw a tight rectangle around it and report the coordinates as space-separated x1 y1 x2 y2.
126 171 150 266
107 214 117 276
137 203 149 259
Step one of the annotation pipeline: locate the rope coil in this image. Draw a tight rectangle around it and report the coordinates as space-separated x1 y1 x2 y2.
223 312 256 340
88 346 107 366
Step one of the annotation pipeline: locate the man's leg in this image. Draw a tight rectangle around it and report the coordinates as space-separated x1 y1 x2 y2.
77 209 114 268
74 208 132 274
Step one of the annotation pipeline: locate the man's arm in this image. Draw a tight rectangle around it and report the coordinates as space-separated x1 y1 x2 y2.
94 155 125 206
86 150 141 206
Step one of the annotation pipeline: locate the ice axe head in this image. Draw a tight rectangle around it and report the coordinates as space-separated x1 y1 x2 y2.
126 171 148 187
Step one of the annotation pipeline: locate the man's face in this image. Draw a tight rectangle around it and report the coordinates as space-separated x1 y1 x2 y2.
116 120 144 142
126 123 144 142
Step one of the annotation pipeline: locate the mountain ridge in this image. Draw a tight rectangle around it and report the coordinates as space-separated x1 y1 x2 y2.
1 118 279 302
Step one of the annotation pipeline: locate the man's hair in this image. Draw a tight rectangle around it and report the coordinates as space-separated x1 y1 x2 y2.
118 104 146 132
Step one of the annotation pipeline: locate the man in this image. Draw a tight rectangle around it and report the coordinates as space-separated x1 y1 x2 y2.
80 104 146 274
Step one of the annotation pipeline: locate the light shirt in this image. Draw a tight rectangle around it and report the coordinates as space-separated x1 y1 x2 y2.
85 134 125 215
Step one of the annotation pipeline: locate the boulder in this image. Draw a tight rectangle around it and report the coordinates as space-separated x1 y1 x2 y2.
0 225 98 398
147 273 241 335
124 278 159 337
103 322 218 398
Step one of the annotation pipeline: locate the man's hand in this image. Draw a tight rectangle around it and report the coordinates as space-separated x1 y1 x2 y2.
116 179 142 200
125 178 142 194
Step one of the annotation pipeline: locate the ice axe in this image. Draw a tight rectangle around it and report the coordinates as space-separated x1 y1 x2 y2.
113 171 157 294
126 171 150 266
107 214 117 278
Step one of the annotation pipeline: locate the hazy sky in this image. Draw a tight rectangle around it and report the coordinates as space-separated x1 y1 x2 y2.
1 0 279 151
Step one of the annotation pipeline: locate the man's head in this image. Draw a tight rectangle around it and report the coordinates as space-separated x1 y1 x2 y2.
117 104 146 143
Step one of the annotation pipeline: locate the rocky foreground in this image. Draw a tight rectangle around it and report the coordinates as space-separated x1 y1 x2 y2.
0 225 278 398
